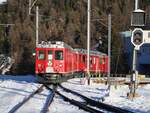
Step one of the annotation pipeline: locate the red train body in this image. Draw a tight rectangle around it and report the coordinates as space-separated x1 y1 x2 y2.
35 41 108 83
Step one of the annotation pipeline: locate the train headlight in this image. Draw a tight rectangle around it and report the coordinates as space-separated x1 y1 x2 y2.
59 64 63 67
48 60 52 66
38 64 41 68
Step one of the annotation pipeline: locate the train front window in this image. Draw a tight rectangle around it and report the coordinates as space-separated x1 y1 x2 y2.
55 50 63 60
48 50 53 60
38 50 45 60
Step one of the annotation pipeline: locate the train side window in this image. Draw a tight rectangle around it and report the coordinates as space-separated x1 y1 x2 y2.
90 57 92 64
48 50 53 60
93 57 96 64
99 57 103 64
103 58 105 64
80 55 82 62
148 32 150 38
55 50 63 60
38 50 45 60
83 55 86 62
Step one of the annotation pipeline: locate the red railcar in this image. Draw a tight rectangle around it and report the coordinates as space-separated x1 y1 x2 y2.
35 41 108 83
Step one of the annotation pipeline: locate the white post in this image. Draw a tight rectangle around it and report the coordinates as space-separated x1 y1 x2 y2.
132 47 138 96
135 0 139 10
87 0 91 85
108 13 111 85
29 0 31 15
132 48 137 71
36 6 39 47
29 0 39 15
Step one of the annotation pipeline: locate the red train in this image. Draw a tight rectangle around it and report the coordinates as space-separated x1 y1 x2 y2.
35 41 108 83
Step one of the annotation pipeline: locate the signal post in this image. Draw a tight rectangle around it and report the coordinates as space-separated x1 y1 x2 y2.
128 0 146 98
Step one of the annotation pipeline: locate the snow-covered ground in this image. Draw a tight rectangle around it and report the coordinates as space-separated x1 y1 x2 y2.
0 0 6 4
0 75 150 113
63 78 150 113
104 84 150 113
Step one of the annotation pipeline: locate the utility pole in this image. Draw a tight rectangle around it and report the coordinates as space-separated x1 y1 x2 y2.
135 0 139 10
29 0 39 15
29 0 39 47
107 11 111 89
29 0 31 15
87 0 91 85
36 6 39 47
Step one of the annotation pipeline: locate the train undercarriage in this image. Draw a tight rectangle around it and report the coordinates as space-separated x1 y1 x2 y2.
36 71 106 84
36 73 76 84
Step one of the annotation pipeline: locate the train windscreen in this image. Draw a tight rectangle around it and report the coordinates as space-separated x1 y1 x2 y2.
55 50 63 60
38 50 45 60
48 50 53 60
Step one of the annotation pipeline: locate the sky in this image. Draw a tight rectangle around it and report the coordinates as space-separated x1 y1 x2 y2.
0 0 6 4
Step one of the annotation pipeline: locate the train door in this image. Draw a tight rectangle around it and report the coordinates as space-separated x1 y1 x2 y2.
53 49 64 73
46 49 54 73
99 56 103 73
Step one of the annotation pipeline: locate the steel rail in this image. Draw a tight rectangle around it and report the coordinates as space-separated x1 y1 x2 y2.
59 84 134 113
56 90 104 113
45 85 103 113
8 85 44 113
42 85 56 113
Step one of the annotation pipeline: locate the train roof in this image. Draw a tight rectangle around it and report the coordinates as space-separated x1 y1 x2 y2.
74 48 107 56
37 41 73 50
37 41 107 56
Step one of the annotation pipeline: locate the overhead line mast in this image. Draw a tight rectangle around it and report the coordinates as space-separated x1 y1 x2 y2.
87 0 91 85
135 0 139 10
29 0 39 47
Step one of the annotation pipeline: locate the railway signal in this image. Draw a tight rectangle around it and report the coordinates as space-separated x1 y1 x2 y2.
131 28 144 50
129 0 146 99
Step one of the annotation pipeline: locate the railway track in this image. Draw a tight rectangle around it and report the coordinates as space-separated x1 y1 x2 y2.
8 85 44 113
8 83 135 113
45 84 103 113
56 90 103 113
8 84 57 113
43 85 57 113
59 84 135 113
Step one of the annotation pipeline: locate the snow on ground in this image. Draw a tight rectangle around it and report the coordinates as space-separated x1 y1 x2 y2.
0 75 89 113
104 84 150 113
0 75 40 113
0 75 150 113
62 78 109 101
0 0 6 4
16 87 49 113
62 78 150 113
49 95 87 113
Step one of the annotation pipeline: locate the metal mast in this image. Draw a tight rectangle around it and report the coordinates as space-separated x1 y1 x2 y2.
29 0 39 46
29 0 39 15
36 6 39 47
108 12 111 85
129 0 140 98
135 0 139 10
132 0 139 73
87 0 91 85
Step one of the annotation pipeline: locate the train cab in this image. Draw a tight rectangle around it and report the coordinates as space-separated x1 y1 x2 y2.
35 42 66 75
35 41 75 75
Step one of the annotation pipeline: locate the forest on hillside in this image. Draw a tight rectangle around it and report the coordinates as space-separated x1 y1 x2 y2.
0 0 150 74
